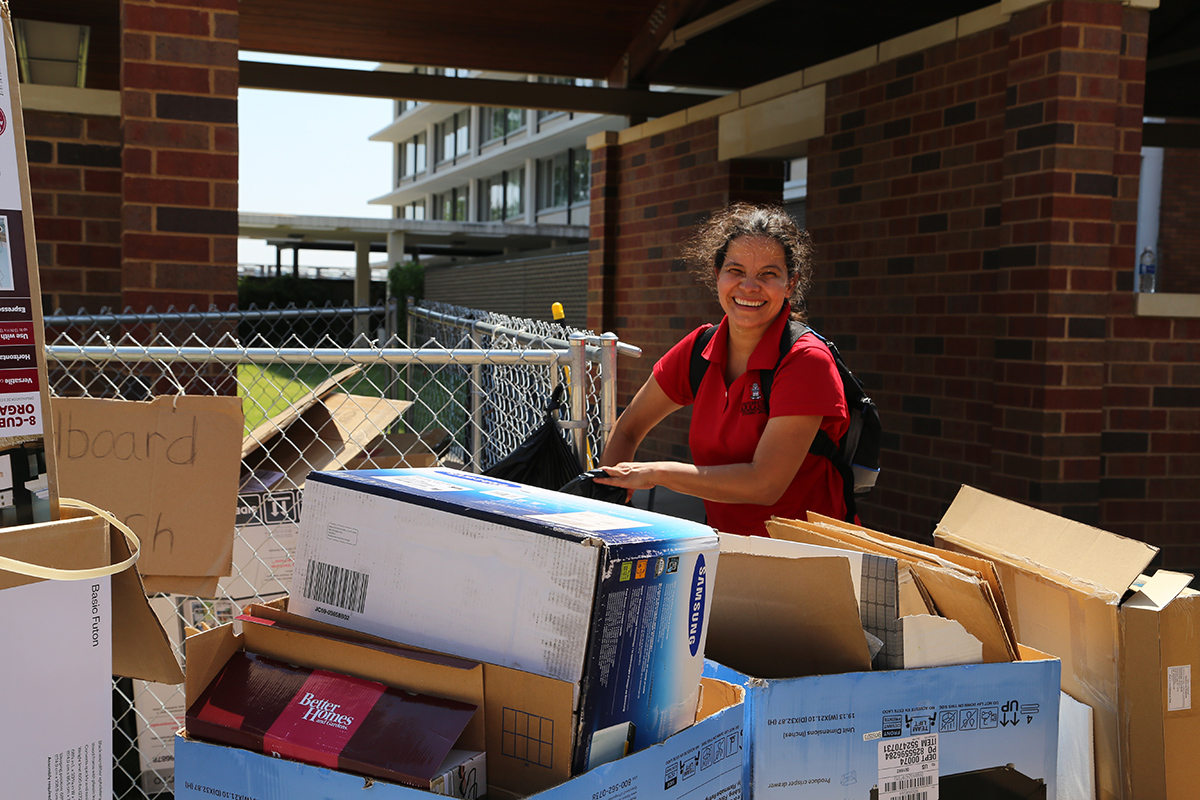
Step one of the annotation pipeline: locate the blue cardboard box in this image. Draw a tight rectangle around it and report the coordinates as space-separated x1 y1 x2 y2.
288 468 720 775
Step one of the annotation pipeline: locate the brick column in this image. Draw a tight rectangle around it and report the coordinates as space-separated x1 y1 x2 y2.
120 0 238 313
992 0 1132 520
587 133 621 335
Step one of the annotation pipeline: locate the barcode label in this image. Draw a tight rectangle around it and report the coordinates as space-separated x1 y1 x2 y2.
881 792 928 800
302 560 369 613
883 774 934 793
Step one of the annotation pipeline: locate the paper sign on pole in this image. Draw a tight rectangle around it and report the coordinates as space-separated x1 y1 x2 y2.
0 6 56 526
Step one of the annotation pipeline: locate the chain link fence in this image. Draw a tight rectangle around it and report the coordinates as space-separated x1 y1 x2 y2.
42 300 639 799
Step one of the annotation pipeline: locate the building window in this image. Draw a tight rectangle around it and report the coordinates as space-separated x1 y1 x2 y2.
479 168 526 222
480 107 525 146
536 149 590 211
402 200 425 221
435 111 470 164
399 132 427 181
14 19 90 87
432 186 469 221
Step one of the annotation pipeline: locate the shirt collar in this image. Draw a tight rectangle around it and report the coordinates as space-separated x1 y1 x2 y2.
703 303 792 369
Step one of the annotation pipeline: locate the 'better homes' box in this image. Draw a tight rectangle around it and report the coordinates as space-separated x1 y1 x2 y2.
176 677 744 800
289 467 719 774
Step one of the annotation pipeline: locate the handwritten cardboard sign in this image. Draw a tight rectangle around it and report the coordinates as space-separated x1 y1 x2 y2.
52 395 242 581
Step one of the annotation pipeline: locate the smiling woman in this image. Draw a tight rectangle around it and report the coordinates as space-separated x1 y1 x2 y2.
596 203 850 536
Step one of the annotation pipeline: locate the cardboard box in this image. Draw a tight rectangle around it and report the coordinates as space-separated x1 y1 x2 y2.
289 467 720 774
0 509 183 800
176 668 743 800
241 366 415 492
935 485 1199 800
178 602 742 799
701 542 1061 799
186 649 481 792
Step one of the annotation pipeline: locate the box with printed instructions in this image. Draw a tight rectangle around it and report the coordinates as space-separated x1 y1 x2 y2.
288 467 720 774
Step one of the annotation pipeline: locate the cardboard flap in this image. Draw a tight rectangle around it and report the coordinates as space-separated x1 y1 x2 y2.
707 552 871 678
896 614 982 669
1125 570 1194 611
53 395 242 579
697 677 744 721
110 518 185 684
0 511 183 683
910 562 1015 663
241 365 361 459
938 485 1157 597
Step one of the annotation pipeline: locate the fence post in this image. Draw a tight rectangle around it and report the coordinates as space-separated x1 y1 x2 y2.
597 333 619 459
568 333 588 470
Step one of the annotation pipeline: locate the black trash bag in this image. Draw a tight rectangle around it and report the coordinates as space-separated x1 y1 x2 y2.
559 468 630 505
482 385 581 491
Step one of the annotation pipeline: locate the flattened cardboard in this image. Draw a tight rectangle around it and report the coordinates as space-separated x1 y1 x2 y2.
771 516 1015 663
707 551 870 679
240 364 416 491
241 365 360 460
702 559 1062 800
934 485 1196 800
53 396 242 581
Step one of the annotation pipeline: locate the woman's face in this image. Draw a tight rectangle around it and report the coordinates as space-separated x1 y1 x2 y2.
716 235 793 337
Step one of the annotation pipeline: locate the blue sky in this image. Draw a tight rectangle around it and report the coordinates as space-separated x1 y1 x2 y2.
238 52 394 270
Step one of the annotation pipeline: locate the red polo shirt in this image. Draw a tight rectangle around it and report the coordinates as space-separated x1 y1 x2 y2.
652 310 849 536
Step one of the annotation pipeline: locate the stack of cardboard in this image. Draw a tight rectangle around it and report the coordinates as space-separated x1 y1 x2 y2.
934 485 1199 800
176 467 747 800
701 517 1062 800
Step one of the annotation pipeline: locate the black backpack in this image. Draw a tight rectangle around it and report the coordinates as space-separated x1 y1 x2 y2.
688 320 881 522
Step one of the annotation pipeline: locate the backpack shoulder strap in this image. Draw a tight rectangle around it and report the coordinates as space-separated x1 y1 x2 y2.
759 319 810 407
687 325 719 399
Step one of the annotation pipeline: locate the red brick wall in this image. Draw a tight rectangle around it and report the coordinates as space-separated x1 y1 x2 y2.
119 0 239 312
26 111 124 314
588 120 784 461
1158 145 1200 294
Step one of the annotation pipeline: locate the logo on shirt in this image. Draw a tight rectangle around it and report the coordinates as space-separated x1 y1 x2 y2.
742 382 767 415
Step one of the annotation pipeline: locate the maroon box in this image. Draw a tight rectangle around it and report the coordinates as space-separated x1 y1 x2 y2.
186 650 479 790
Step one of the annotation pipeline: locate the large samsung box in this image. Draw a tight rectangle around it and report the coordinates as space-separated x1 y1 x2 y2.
705 652 1061 800
289 467 720 773
176 676 743 800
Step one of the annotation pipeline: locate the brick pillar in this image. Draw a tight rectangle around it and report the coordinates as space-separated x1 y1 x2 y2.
120 0 238 313
588 133 621 334
992 0 1133 520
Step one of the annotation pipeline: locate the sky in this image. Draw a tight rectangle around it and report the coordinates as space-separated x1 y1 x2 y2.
238 52 395 271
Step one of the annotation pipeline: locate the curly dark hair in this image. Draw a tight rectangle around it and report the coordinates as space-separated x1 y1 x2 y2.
679 202 814 320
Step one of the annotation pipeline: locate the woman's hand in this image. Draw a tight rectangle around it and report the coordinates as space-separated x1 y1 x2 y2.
593 461 668 493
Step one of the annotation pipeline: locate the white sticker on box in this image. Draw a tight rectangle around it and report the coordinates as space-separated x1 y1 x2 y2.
878 733 939 800
526 510 651 532
1168 664 1191 712
378 475 466 492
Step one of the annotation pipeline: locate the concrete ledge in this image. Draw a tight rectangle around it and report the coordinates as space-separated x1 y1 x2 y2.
19 84 120 117
1135 292 1200 318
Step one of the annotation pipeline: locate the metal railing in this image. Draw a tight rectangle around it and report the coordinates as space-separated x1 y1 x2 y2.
42 300 638 798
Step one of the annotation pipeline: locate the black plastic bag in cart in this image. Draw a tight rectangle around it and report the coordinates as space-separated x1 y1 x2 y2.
482 385 581 491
